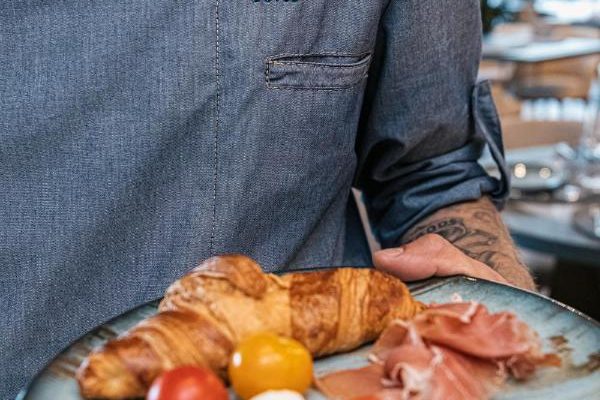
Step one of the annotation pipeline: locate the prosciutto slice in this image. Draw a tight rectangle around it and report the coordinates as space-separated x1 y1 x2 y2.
315 364 404 400
315 301 559 400
408 302 560 378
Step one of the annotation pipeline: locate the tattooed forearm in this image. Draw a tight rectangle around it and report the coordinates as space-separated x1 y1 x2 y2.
405 216 518 274
402 197 535 290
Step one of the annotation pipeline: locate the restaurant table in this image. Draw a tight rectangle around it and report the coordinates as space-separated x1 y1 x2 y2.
504 201 600 265
499 146 600 262
482 37 600 64
496 145 600 319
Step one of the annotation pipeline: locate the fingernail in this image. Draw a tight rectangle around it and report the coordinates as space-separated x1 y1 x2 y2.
380 247 405 258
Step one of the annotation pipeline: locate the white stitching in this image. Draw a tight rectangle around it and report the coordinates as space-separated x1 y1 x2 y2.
268 51 371 59
210 0 220 254
269 55 371 68
264 51 372 89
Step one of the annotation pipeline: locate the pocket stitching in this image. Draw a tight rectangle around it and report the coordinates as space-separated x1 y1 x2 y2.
265 52 371 90
267 52 372 69
266 64 369 90
268 51 371 58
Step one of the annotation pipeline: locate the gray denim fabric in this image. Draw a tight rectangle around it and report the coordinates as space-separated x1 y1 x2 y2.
0 0 507 396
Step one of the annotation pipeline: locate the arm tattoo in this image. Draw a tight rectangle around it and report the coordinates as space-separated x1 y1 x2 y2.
403 206 522 274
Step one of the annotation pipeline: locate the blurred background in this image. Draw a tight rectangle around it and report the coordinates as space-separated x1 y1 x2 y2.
478 0 600 319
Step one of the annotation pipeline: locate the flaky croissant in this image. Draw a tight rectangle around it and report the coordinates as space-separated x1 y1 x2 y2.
77 255 423 399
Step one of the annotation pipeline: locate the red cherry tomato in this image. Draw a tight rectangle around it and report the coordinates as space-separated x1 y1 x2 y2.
146 366 228 400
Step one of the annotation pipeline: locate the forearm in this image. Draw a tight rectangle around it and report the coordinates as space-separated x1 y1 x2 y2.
401 197 535 290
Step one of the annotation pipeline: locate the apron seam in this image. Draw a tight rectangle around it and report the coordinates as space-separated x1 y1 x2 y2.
210 0 221 255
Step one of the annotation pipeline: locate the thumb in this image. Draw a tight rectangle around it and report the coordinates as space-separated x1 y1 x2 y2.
373 234 506 283
373 244 441 281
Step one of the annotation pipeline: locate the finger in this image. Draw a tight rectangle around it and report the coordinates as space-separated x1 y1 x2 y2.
373 234 469 279
373 242 507 283
373 234 508 284
373 246 438 281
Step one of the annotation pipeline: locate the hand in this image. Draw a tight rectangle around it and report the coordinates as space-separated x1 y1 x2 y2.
373 233 508 284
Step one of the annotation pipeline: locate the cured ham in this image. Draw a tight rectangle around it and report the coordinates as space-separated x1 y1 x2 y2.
315 364 393 399
315 301 559 400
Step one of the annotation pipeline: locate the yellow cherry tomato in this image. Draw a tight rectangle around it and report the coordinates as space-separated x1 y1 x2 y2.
228 332 313 400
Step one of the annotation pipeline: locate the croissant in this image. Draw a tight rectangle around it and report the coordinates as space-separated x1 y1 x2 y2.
77 255 423 399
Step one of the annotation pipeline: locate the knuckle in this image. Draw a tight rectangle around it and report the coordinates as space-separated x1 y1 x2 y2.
421 233 448 247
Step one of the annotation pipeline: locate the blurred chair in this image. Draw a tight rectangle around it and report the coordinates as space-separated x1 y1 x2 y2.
501 118 583 149
511 26 600 100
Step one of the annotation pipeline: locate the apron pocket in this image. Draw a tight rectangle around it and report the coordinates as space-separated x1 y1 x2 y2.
266 52 371 90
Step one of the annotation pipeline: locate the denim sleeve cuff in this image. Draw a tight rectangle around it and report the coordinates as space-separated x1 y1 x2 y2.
365 81 510 248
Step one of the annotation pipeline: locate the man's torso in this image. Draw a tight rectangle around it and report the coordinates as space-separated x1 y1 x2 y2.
0 1 386 396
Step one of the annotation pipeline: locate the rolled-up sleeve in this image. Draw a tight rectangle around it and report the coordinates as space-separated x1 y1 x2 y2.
354 0 509 248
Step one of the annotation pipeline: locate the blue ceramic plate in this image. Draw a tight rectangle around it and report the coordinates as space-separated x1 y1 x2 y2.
17 276 600 400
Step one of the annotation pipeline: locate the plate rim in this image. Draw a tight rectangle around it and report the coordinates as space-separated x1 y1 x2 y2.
17 273 600 399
